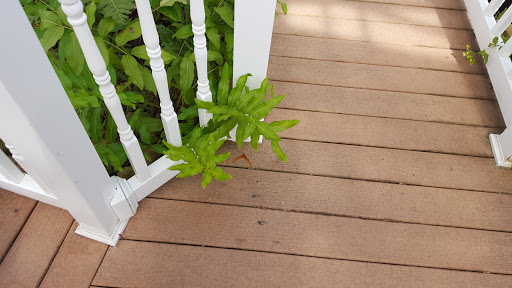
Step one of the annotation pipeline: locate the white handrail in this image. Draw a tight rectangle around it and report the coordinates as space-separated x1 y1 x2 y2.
135 0 182 147
59 0 151 182
190 0 213 126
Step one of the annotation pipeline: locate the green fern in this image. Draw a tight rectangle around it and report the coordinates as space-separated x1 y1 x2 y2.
97 0 134 26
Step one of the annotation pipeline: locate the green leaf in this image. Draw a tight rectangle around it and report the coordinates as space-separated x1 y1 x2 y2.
217 63 231 105
139 123 152 144
269 120 300 132
119 91 144 109
85 1 96 28
140 116 163 132
40 26 64 52
214 118 237 140
209 166 232 181
97 0 132 26
206 27 220 50
94 37 109 65
178 105 199 121
228 74 250 107
105 112 118 143
224 33 234 54
214 5 234 28
235 119 247 147
67 90 100 108
250 118 281 142
58 31 72 60
207 49 224 65
98 18 115 38
79 108 91 136
53 65 72 90
115 21 142 46
94 143 109 166
251 95 285 119
179 56 194 93
39 10 62 29
57 7 70 26
141 67 157 94
271 141 287 162
159 0 186 7
121 55 145 90
195 99 216 109
90 107 103 143
67 32 85 75
250 131 260 150
173 24 193 39
128 109 141 128
277 0 288 15
109 143 128 165
202 169 212 188
151 144 167 154
159 5 182 22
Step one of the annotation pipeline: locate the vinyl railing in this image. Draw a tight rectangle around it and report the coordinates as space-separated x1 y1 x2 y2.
466 0 512 167
0 0 277 245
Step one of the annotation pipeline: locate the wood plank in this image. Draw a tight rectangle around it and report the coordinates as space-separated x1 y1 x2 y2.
281 0 471 29
39 222 108 288
152 167 512 232
271 34 485 75
0 202 73 288
122 199 512 274
218 140 512 194
273 14 475 50
0 189 36 261
268 108 499 157
93 241 512 288
272 81 504 128
356 0 466 10
268 56 494 100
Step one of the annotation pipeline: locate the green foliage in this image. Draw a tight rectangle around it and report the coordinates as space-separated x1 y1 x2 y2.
464 36 504 65
24 0 296 186
167 72 299 188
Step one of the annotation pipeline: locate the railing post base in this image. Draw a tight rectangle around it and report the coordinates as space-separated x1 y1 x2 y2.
490 132 512 168
76 219 129 246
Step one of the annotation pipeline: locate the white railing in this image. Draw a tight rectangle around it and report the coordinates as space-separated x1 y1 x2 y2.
465 0 512 167
0 0 277 245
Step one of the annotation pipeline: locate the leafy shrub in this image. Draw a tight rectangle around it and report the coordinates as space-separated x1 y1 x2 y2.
22 0 294 187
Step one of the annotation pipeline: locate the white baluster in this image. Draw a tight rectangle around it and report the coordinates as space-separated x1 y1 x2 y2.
190 0 213 126
59 0 151 182
491 6 512 36
135 0 182 147
485 0 506 16
0 144 24 184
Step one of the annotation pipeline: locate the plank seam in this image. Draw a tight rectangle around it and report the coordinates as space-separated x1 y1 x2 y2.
146 196 512 234
120 239 512 276
334 0 467 11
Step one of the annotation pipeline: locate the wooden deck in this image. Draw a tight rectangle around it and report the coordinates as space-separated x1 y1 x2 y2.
3 0 512 286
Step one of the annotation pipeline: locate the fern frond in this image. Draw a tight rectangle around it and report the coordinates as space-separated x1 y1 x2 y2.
97 0 134 26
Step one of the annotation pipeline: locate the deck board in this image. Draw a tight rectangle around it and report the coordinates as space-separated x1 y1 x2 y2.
39 222 108 288
353 0 466 10
151 167 512 233
271 34 486 74
268 56 494 100
122 199 512 274
268 108 500 157
93 241 512 288
281 0 471 29
0 189 36 262
274 14 476 50
0 203 73 288
272 81 504 128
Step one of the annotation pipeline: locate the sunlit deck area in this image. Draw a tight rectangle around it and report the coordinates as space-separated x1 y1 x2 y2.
3 0 512 286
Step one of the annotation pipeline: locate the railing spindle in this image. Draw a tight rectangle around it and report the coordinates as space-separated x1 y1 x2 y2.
491 6 512 36
135 0 182 147
485 0 506 16
59 0 151 182
190 0 213 126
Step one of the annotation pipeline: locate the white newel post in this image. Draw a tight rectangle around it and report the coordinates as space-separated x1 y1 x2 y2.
233 0 277 89
59 0 151 182
135 0 182 147
190 0 213 126
0 0 127 245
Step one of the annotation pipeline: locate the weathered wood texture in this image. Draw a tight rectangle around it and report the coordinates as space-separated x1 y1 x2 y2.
270 34 486 74
152 167 512 233
280 0 471 29
0 203 73 288
356 0 466 10
0 189 36 261
39 222 108 288
272 81 504 128
94 241 512 288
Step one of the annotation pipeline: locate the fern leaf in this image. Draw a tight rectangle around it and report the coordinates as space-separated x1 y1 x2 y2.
97 0 134 26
